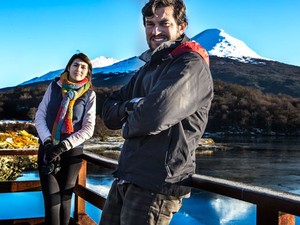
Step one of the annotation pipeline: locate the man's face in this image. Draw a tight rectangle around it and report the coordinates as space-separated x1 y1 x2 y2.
145 6 186 51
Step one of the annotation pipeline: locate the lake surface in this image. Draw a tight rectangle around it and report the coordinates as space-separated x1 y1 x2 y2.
1 136 299 224
197 135 300 193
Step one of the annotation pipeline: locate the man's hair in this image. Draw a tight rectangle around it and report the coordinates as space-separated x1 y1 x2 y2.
142 0 188 26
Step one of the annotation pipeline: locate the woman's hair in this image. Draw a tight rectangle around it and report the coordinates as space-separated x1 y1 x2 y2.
142 0 188 27
64 53 93 82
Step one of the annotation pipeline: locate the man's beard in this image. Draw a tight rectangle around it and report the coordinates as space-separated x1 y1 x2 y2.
147 32 183 51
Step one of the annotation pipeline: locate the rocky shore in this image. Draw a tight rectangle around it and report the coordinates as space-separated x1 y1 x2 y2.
85 137 228 159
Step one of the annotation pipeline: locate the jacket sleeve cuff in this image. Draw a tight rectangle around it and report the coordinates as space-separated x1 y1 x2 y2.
43 137 52 145
61 139 72 151
118 100 130 121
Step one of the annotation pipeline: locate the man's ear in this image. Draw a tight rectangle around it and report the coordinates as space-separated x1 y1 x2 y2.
179 23 187 35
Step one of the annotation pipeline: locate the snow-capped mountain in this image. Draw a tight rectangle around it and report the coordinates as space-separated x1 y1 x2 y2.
192 28 269 62
19 28 271 87
93 56 145 75
91 56 120 68
20 56 125 86
20 69 64 86
19 56 145 86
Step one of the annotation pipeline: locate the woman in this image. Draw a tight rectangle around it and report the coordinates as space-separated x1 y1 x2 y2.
35 53 96 225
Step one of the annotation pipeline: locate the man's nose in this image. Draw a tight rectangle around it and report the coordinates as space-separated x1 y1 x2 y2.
152 25 161 35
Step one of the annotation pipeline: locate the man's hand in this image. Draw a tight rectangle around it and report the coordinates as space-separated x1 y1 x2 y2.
125 97 144 115
45 142 67 163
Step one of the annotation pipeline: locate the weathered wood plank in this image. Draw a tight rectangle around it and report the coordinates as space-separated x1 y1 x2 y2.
0 180 41 192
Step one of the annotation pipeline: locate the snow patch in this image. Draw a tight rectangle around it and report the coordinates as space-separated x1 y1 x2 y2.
192 28 270 63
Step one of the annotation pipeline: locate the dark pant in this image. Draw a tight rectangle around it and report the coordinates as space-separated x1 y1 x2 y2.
38 146 82 225
99 180 183 225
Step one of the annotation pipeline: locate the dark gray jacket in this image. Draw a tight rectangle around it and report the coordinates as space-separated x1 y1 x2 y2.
102 35 214 196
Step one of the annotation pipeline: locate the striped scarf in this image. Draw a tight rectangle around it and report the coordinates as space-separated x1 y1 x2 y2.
51 72 90 145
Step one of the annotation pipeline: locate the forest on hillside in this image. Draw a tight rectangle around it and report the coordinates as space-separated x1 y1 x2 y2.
0 79 299 136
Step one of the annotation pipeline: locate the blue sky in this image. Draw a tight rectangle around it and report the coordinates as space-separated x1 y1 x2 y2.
1 0 299 88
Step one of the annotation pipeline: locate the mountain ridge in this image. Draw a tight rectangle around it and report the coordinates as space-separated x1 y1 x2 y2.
1 28 300 98
17 28 275 87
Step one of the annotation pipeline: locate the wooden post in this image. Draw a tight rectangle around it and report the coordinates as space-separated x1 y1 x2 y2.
257 205 278 225
257 206 295 225
279 212 295 225
74 159 87 222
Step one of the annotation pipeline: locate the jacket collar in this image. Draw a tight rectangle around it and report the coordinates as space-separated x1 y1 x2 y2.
139 34 209 66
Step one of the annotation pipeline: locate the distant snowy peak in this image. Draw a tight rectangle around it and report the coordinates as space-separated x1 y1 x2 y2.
93 56 145 74
19 56 144 86
20 56 121 86
91 56 120 68
192 28 269 62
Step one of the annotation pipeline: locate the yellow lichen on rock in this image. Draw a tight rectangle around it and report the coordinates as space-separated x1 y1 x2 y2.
0 130 39 180
199 138 215 147
0 130 39 149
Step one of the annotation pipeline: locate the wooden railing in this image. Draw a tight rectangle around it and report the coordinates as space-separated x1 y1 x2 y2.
0 148 300 225
0 149 43 225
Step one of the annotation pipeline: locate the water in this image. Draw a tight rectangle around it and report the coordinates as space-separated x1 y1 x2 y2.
1 136 300 224
197 135 300 193
83 135 300 224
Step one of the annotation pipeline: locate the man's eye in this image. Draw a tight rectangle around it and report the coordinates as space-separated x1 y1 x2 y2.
145 22 154 27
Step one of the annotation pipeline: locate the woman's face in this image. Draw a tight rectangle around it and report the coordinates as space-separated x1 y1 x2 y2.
68 58 89 82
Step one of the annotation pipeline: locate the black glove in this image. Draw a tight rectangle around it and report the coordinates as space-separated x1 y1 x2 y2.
43 139 53 151
45 142 67 163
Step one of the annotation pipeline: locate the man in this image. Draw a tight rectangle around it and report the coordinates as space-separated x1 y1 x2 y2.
100 0 213 224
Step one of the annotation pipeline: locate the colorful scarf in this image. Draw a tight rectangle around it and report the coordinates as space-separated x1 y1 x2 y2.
51 72 90 144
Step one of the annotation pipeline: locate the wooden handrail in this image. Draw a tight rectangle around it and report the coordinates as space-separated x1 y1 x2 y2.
77 150 299 225
81 150 117 170
0 148 38 155
191 174 300 214
0 180 41 193
0 148 299 225
191 174 299 225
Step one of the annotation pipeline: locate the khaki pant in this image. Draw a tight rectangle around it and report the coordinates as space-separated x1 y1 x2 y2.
99 180 183 225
